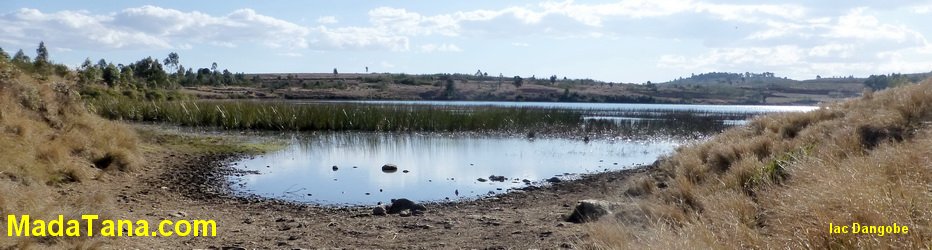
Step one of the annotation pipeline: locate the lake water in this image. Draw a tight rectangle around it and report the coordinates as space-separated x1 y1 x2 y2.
232 133 677 205
228 102 816 205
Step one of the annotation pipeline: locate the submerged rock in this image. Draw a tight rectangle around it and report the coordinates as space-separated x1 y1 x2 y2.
488 175 506 182
387 198 426 214
477 178 488 182
332 165 339 171
546 177 562 183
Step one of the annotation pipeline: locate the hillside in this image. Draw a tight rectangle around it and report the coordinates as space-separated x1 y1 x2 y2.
179 72 872 105
0 60 141 248
584 79 932 248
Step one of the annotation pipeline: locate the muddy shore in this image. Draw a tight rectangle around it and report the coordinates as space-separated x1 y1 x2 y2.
100 132 656 249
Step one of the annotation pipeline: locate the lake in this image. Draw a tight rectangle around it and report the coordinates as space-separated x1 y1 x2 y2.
228 102 816 205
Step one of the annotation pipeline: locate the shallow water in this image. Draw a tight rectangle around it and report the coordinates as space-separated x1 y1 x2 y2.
230 133 678 205
228 102 816 205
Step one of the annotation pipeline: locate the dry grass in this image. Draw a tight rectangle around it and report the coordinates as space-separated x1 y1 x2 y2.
585 80 932 249
0 60 141 249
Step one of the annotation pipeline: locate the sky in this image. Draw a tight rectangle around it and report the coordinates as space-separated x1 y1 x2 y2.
0 0 930 83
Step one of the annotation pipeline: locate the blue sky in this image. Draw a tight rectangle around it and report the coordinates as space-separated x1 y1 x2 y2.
1 1 930 83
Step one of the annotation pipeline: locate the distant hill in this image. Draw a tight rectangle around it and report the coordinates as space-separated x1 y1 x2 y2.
663 71 866 86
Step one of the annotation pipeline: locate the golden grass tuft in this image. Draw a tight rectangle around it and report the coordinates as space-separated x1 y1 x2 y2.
0 60 141 248
585 79 932 248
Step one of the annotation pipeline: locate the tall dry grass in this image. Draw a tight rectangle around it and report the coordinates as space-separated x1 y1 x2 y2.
585 80 932 248
0 60 141 249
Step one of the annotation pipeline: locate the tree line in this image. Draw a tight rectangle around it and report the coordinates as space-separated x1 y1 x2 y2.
0 42 253 91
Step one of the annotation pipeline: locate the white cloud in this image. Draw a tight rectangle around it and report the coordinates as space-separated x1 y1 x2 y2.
313 26 409 51
0 6 309 50
419 43 462 53
317 15 338 24
511 42 529 47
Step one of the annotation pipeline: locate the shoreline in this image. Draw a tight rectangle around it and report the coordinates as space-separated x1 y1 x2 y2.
103 128 661 248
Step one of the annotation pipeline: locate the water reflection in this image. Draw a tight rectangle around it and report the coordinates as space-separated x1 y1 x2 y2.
230 133 678 205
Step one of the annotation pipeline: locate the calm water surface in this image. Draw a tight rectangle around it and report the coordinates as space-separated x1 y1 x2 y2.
228 102 816 205
232 133 677 205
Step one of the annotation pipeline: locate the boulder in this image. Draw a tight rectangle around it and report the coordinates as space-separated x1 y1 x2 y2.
546 177 562 183
387 198 427 214
566 200 617 223
381 164 398 173
372 205 387 216
488 175 506 182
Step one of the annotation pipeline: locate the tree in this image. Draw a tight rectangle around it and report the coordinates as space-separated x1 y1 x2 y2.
333 68 338 75
102 63 120 87
443 78 456 99
78 58 101 85
120 66 135 87
163 52 180 72
365 66 368 73
549 75 557 85
211 62 218 72
0 47 8 62
97 59 108 69
12 49 30 64
513 76 523 87
34 41 49 70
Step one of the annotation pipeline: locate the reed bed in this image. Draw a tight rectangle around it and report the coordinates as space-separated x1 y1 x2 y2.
89 97 745 136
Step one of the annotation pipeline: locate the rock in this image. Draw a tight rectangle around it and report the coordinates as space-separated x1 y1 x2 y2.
477 178 488 182
387 198 427 214
566 199 618 223
372 205 387 216
488 175 506 182
399 210 412 217
332 165 339 171
546 177 562 183
169 211 187 218
381 164 398 173
402 170 410 173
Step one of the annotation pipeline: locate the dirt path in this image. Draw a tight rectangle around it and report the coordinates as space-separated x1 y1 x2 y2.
90 135 651 249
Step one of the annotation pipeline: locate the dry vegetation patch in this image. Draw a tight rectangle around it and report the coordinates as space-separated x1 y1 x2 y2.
0 61 142 249
585 80 932 248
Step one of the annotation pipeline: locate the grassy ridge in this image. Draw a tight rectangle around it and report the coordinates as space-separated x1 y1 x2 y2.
585 80 932 248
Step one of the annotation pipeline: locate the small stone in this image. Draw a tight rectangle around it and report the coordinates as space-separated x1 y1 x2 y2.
399 210 412 217
477 178 488 182
402 170 410 173
332 166 339 171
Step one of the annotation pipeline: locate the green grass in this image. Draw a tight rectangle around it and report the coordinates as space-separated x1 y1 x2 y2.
90 97 591 132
